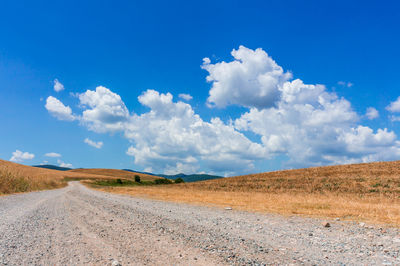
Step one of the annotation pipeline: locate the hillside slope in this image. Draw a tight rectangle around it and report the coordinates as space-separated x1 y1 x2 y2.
33 164 72 171
0 160 130 194
184 160 400 194
68 168 162 181
97 160 400 225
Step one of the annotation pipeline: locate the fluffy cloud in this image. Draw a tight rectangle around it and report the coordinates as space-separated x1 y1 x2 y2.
84 138 103 149
178 93 193 101
234 77 400 167
386 97 400 113
53 79 65 92
202 45 292 109
10 150 35 162
57 159 73 168
366 107 379 120
79 86 130 133
45 96 75 121
45 152 61 158
44 46 400 175
125 90 265 175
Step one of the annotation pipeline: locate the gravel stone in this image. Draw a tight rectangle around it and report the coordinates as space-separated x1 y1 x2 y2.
0 182 399 265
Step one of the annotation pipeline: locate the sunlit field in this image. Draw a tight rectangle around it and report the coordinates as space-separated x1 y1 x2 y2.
0 160 160 194
95 161 400 226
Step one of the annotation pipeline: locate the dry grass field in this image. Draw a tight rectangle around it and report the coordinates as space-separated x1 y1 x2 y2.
0 160 161 194
68 168 159 181
96 161 400 226
3 158 400 225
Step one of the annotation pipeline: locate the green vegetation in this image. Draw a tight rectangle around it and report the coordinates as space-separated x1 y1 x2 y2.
90 177 175 187
135 175 141 183
154 178 173 184
174 177 184 183
92 179 138 187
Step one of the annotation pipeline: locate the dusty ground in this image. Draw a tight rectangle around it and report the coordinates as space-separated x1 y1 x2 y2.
1 182 400 265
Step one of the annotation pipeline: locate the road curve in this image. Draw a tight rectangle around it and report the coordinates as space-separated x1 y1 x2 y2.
0 182 399 265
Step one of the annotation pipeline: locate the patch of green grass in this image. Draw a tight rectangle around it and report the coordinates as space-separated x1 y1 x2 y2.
154 178 173 184
93 179 140 187
89 178 176 188
91 178 157 187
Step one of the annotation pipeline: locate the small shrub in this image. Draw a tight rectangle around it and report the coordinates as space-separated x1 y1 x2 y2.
174 177 184 184
116 178 123 184
154 178 173 184
135 175 141 183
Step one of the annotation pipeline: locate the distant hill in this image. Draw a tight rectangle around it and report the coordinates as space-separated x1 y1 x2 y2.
1 160 123 194
122 169 222 182
68 168 162 181
33 164 72 171
33 165 219 182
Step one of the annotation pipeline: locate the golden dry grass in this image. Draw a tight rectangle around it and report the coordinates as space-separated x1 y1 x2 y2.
68 168 160 181
95 161 400 226
0 159 147 194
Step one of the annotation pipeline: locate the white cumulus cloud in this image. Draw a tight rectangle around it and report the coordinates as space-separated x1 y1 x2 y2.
45 152 61 158
45 96 75 121
201 45 292 109
225 48 400 167
79 86 130 133
178 93 193 101
84 138 103 149
53 79 65 92
43 46 400 175
124 89 265 175
10 150 35 162
366 107 379 120
386 97 400 113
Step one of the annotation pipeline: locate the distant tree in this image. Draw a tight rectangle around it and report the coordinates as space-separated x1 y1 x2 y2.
135 175 141 183
116 178 123 184
174 177 184 184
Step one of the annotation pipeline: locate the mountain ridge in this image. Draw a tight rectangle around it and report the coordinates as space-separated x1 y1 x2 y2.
122 169 223 182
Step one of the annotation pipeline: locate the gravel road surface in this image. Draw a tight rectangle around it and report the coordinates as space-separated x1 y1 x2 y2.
0 182 399 265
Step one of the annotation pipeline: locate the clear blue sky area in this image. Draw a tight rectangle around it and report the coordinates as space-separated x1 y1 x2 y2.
1 0 400 176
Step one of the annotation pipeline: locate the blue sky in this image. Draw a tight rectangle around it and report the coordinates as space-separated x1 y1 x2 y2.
1 0 400 176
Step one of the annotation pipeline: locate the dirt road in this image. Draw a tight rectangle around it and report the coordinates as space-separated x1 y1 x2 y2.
0 182 399 265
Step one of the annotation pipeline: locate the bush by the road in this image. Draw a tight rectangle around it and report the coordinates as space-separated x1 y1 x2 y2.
174 177 184 183
154 178 173 184
135 175 141 183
